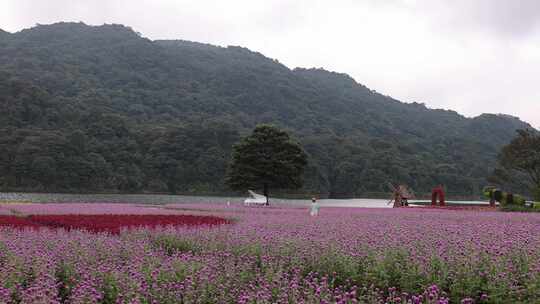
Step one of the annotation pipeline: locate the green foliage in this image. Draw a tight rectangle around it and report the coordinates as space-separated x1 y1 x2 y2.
101 273 120 304
492 129 540 198
226 125 307 196
55 261 77 302
534 187 540 202
151 235 201 255
499 205 540 213
0 22 534 196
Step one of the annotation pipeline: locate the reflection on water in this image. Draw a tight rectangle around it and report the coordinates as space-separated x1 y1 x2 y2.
0 192 489 208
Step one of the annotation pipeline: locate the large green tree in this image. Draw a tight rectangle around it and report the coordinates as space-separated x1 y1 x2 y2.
493 129 540 200
226 125 307 204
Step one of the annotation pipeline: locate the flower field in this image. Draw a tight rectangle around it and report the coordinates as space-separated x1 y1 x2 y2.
0 203 540 303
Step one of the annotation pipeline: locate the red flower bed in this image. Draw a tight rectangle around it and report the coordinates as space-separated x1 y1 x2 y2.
0 214 229 234
0 215 41 228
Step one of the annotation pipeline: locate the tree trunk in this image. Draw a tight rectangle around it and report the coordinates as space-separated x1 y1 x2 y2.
263 183 269 206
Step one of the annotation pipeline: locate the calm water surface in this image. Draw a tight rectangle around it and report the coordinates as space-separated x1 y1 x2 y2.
0 192 489 208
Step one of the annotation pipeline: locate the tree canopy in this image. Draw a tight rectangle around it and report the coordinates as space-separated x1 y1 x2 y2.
492 129 540 200
0 22 535 196
226 125 307 201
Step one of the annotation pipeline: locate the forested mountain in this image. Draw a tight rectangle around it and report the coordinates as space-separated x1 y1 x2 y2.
0 22 534 197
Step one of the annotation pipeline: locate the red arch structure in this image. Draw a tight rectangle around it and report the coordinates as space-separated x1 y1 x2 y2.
431 186 446 206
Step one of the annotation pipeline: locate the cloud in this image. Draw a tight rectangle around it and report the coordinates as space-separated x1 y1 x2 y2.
420 0 540 38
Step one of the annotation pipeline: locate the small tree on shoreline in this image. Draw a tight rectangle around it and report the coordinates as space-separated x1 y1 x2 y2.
226 125 308 205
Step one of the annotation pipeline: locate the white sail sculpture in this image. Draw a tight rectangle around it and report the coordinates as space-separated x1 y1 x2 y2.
244 190 268 206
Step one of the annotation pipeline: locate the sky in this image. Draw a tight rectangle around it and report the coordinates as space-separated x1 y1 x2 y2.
1 0 539 128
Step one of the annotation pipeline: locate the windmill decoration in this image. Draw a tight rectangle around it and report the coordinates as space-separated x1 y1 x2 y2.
387 183 414 208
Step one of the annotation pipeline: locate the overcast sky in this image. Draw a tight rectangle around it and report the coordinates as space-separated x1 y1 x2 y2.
2 0 539 128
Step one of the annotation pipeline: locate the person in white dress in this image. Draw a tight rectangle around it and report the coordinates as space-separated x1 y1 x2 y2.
310 197 319 216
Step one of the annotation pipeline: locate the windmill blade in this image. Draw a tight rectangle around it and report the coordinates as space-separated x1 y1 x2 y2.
387 191 396 205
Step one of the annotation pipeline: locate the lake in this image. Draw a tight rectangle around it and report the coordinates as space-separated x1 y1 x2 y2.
0 192 490 208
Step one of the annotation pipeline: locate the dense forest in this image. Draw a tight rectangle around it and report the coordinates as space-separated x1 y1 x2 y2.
0 22 534 197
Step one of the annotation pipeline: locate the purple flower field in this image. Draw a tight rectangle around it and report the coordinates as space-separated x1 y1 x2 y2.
1 203 539 303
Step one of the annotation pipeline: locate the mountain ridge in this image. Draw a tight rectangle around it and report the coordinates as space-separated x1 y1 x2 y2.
0 23 531 124
0 22 534 196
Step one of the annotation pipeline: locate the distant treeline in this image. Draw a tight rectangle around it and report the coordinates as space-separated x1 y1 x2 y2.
0 22 534 196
